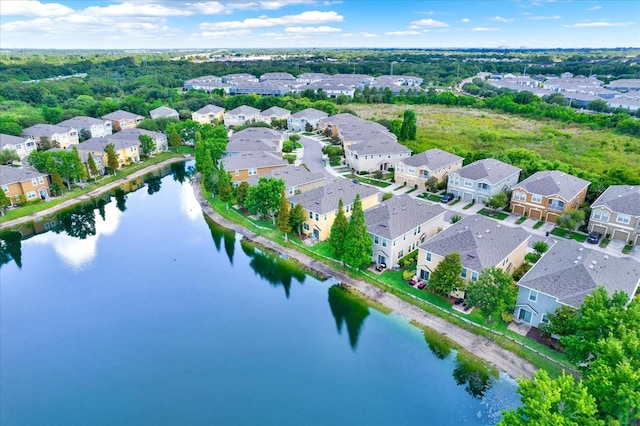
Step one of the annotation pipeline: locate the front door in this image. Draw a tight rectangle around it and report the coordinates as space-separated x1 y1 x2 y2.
312 229 320 241
377 254 386 265
419 269 430 281
39 189 47 199
518 308 533 324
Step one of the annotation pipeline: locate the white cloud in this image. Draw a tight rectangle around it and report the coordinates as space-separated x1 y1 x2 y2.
342 32 376 38
200 29 252 37
199 10 343 30
527 15 561 20
284 25 341 33
587 5 602 11
461 18 471 23
82 2 192 17
409 18 448 28
470 27 500 31
1 0 74 17
187 2 229 14
564 21 635 28
384 30 421 36
492 16 514 23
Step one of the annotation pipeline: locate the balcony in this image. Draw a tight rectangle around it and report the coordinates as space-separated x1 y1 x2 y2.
547 201 565 212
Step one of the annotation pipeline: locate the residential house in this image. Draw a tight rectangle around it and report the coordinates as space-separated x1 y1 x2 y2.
366 195 446 266
58 116 113 139
223 105 261 128
246 165 325 197
226 127 285 154
75 149 105 176
192 104 225 125
447 159 521 204
287 108 329 131
77 137 141 168
258 106 291 125
395 149 464 188
23 124 79 150
183 76 231 94
288 179 380 242
108 129 168 154
102 110 144 131
515 239 640 327
417 215 530 289
221 151 288 182
0 133 37 160
149 106 180 120
589 185 640 245
0 165 50 205
511 171 590 223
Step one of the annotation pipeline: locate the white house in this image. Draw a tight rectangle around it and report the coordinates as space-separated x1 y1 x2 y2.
447 158 521 204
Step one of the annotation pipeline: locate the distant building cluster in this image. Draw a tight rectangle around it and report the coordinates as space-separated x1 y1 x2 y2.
488 72 640 111
184 73 423 97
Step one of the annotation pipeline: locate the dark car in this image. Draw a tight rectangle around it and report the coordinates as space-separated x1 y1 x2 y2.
440 193 455 203
587 231 603 244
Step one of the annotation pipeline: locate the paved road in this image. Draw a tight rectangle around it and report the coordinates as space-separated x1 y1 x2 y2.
298 135 337 180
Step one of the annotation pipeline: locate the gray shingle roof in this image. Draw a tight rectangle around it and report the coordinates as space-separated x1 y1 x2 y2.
230 127 283 141
288 178 379 215
290 108 328 120
58 116 106 128
591 185 640 216
401 148 463 170
245 165 325 188
0 165 47 185
419 215 530 271
455 158 521 184
194 104 225 115
108 128 165 141
0 134 29 149
149 106 179 119
221 151 287 171
365 195 445 239
260 106 290 117
23 124 73 138
226 105 260 116
226 139 278 152
77 136 139 151
102 110 143 121
519 239 640 308
348 138 410 156
514 170 590 201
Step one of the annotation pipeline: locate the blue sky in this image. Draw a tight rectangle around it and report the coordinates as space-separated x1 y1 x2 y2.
0 0 637 49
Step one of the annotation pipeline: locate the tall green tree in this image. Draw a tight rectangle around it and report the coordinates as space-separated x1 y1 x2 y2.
50 172 64 195
329 199 349 261
343 194 372 269
72 146 87 182
428 252 464 296
200 149 216 192
465 267 517 323
556 209 585 231
245 177 285 223
217 162 232 202
289 203 306 236
169 127 182 148
399 109 417 141
105 143 119 175
0 148 20 165
499 370 602 426
87 152 99 178
276 191 291 240
0 187 10 213
235 181 249 208
138 134 156 157
486 192 508 210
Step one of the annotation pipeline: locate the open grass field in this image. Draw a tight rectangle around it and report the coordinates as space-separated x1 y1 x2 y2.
350 104 640 180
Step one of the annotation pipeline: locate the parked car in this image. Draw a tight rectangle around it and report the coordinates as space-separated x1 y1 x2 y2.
587 231 603 244
440 193 455 203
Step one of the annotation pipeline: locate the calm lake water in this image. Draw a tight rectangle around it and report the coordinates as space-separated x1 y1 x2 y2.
0 162 519 425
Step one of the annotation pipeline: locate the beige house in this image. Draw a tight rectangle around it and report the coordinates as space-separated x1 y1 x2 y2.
417 215 530 288
108 129 168 154
246 166 325 197
76 137 141 169
511 171 590 223
288 179 380 242
22 124 79 149
258 106 291 125
0 133 37 159
192 105 225 125
365 195 446 266
102 110 144 131
224 105 261 128
226 127 285 154
221 151 288 182
395 149 464 188
589 185 640 245
0 165 50 205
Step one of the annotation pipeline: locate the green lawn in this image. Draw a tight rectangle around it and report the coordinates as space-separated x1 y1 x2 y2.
623 244 633 254
462 202 475 210
405 187 418 194
346 174 392 188
533 221 545 229
448 199 460 206
550 227 588 242
419 192 442 202
599 238 610 248
515 216 527 225
478 208 509 220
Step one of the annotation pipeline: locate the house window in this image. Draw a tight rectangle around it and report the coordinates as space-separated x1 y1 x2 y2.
532 194 542 203
601 211 609 221
15 144 22 150
303 223 310 231
593 210 601 220
248 168 257 176
453 177 460 185
529 290 538 302
398 250 404 260
461 268 468 278
38 177 44 184
617 215 630 225
27 191 36 199
464 179 473 187
309 211 313 219
324 214 327 221
471 271 478 281
31 178 37 186
408 167 415 173
374 235 379 245
315 213 319 221
382 239 387 247
289 187 294 195
518 308 533 323
426 252 432 262
541 315 549 324
1 185 8 192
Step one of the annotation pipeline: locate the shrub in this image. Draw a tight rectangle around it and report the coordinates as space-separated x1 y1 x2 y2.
402 270 415 280
373 170 383 179
382 192 393 201
437 181 446 191
282 140 294 153
525 252 540 264
501 312 514 323
451 214 462 224
283 154 296 164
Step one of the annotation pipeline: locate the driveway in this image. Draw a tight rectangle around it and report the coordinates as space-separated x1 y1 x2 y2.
297 135 336 179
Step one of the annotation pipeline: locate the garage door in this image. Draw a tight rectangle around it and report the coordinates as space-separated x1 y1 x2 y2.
513 205 525 216
530 210 542 220
477 195 488 205
463 192 473 202
613 229 629 242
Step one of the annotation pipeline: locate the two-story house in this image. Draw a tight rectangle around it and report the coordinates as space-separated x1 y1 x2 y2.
589 185 640 245
288 179 380 242
223 105 261 128
417 215 530 291
511 171 591 223
102 110 144 132
149 106 180 120
57 116 113 139
287 108 329 132
447 159 521 204
77 137 141 168
365 195 446 267
0 133 37 160
395 149 464 188
515 239 640 327
221 151 288 182
108 129 168 154
246 166 325 197
192 104 225 125
0 165 50 204
258 106 291 125
22 124 79 149
226 127 285 154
